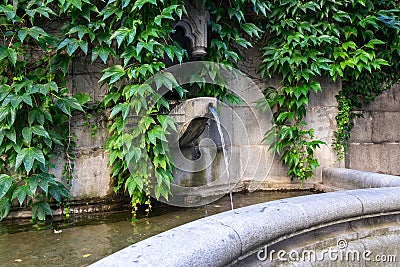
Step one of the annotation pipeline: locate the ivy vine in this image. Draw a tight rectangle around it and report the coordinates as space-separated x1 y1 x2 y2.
257 0 400 182
0 0 399 221
0 0 90 220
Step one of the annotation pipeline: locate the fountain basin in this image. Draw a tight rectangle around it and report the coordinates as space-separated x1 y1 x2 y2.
90 187 400 266
321 167 400 190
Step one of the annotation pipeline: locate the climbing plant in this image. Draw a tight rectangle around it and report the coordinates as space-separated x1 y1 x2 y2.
102 0 268 216
0 0 266 220
0 0 90 220
1 0 399 220
257 0 400 182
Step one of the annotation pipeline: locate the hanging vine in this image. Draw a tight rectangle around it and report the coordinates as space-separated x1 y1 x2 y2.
0 0 399 221
0 0 89 220
257 0 400 182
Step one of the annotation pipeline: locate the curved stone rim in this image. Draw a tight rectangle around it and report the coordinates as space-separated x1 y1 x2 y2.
322 167 400 189
90 186 400 267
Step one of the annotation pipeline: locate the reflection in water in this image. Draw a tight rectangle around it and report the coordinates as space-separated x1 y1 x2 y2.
0 191 317 266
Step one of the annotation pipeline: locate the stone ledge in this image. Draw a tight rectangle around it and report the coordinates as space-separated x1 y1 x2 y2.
90 187 400 267
322 167 400 190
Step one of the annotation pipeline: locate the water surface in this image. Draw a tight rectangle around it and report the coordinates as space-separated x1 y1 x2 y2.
0 190 316 266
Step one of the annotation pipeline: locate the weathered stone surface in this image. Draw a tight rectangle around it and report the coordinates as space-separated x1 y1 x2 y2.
232 105 272 146
371 112 400 143
71 149 112 199
90 187 400 267
262 161 290 182
346 83 400 175
70 113 109 149
349 112 373 143
238 215 400 267
313 145 344 181
359 84 400 112
322 167 400 190
346 143 400 175
51 149 112 199
239 146 274 186
309 77 341 108
70 55 121 75
68 73 107 103
305 106 338 143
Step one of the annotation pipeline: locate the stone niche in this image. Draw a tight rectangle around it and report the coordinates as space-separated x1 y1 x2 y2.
174 0 208 58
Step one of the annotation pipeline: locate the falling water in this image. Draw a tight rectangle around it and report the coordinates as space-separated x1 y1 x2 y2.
209 106 234 211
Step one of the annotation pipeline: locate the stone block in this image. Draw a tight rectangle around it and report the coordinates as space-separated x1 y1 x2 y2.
266 158 289 179
71 149 112 199
237 46 263 80
239 145 274 188
232 105 272 146
70 113 109 149
322 167 400 190
70 56 121 75
49 155 67 183
360 83 400 112
313 145 344 181
67 73 107 103
349 112 373 143
347 143 400 175
226 68 266 105
308 77 341 108
305 106 338 144
347 188 400 214
371 112 400 143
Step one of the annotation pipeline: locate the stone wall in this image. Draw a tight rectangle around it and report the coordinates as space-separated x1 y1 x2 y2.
238 46 343 188
50 56 114 200
347 83 400 175
57 46 343 202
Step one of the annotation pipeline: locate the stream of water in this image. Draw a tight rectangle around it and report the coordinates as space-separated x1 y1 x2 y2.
208 106 234 210
0 191 316 267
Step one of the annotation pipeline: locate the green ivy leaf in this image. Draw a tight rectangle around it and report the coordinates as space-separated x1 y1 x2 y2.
11 185 33 206
22 127 33 144
0 174 13 199
15 147 46 174
56 96 84 116
0 198 11 220
0 45 8 61
6 128 16 144
50 54 71 75
7 48 17 66
32 200 52 221
133 0 157 11
364 39 385 49
147 125 166 145
27 26 48 40
92 46 112 64
154 72 178 91
103 92 121 106
242 23 262 38
100 65 126 84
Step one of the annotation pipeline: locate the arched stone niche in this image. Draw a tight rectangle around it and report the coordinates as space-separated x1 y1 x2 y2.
175 0 208 58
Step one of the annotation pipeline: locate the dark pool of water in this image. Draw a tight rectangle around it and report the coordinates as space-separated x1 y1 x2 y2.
0 190 317 267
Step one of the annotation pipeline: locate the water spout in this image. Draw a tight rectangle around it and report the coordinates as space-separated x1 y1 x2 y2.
209 106 234 211
178 117 210 148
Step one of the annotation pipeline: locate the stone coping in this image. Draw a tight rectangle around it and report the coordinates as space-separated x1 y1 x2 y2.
322 167 400 189
90 187 400 267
